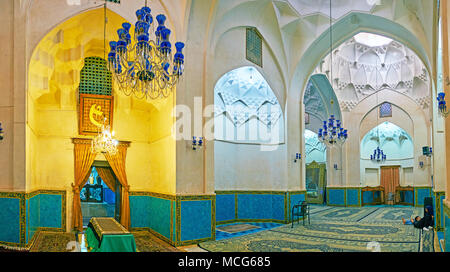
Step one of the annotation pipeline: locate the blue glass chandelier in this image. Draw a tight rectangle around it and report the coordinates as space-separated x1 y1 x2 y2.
318 115 348 147
371 147 386 162
437 92 449 117
108 2 185 100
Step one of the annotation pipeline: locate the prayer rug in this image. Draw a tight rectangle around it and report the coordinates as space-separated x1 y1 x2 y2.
132 231 180 252
358 206 423 224
311 207 379 222
200 216 424 252
217 224 261 233
30 231 77 252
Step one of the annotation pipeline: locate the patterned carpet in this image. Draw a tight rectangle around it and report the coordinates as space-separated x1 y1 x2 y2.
132 231 180 252
200 207 434 252
30 231 77 252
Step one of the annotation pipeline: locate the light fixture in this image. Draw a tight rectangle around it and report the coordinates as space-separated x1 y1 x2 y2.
0 122 3 141
318 115 348 147
192 136 203 151
91 118 118 155
107 0 185 100
317 2 349 148
371 147 386 162
294 153 302 163
437 92 449 117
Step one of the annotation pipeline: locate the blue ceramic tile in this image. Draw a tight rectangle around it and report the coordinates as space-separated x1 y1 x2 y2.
271 195 285 221
238 194 273 220
416 188 431 206
39 194 62 228
328 189 345 205
148 197 172 239
216 194 235 222
346 189 359 206
180 200 212 241
130 195 151 228
0 198 21 243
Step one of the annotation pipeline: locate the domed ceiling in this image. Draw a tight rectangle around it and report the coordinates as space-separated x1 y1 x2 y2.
314 32 430 112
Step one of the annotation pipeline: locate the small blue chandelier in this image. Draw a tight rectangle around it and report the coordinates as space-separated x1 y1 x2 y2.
437 92 449 117
371 147 386 162
318 115 348 147
108 2 185 100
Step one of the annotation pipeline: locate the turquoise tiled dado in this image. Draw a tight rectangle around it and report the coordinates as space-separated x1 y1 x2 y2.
0 198 21 244
445 211 450 252
148 197 172 240
26 195 40 243
39 194 62 228
271 194 286 221
180 200 212 242
130 195 151 228
416 188 431 206
328 189 345 206
238 194 274 220
346 189 360 206
216 194 236 222
130 195 172 240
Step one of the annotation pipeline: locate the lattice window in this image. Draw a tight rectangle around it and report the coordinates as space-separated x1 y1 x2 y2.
246 28 263 67
106 0 120 3
79 57 112 97
305 112 310 124
380 102 392 118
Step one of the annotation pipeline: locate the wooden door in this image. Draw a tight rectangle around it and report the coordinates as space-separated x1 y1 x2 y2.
380 166 400 205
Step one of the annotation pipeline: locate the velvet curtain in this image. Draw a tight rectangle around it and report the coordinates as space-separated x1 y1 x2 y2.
104 144 131 229
96 167 116 192
72 139 96 231
380 167 400 204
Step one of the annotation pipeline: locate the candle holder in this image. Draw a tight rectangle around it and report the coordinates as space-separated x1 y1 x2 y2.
192 136 203 150
318 115 348 147
294 153 301 163
0 122 4 141
437 92 449 117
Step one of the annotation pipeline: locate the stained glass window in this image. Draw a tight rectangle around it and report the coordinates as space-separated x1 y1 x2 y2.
380 102 392 118
246 28 263 67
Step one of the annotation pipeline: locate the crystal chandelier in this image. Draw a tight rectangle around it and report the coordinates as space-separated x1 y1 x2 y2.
318 115 348 147
91 120 118 155
437 92 449 117
107 2 185 100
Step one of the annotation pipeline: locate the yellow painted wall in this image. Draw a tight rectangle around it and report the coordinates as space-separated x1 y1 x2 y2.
26 8 177 230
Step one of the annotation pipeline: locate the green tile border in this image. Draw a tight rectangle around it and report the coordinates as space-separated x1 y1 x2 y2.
434 191 446 231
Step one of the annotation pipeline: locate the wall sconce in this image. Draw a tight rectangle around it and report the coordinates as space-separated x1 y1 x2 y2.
294 153 301 163
419 161 424 169
422 146 433 158
437 92 449 117
0 122 4 141
192 136 203 150
334 164 338 170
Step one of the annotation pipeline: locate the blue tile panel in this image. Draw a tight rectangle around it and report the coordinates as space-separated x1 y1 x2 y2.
39 194 62 229
0 197 21 244
26 195 40 243
415 188 431 206
216 194 236 222
180 200 212 242
328 189 345 206
346 189 359 206
129 195 172 240
237 194 285 221
445 210 450 252
288 193 305 221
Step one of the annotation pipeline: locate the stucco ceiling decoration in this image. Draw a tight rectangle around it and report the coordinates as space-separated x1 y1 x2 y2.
363 122 412 147
214 67 282 127
305 129 326 154
303 81 326 122
314 33 430 112
283 0 376 20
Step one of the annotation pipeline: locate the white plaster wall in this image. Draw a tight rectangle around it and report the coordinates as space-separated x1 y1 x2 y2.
214 141 287 191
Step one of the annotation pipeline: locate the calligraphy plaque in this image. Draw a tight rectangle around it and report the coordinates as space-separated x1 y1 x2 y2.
78 93 114 136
